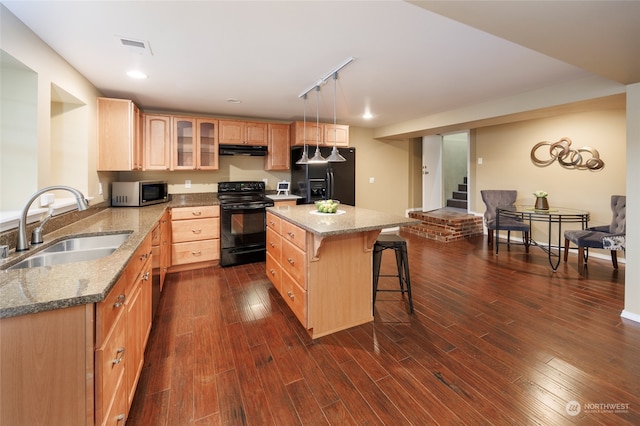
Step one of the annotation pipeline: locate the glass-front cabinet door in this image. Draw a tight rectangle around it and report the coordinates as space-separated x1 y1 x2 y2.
173 117 195 170
196 119 218 170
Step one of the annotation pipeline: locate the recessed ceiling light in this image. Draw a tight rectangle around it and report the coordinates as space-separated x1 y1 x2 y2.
127 70 147 79
226 98 242 104
362 112 373 119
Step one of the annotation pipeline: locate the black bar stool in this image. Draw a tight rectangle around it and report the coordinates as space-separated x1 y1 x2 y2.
372 234 414 313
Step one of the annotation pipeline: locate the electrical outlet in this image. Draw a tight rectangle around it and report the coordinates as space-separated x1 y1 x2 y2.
262 178 268 186
369 177 375 184
185 179 191 188
98 182 103 195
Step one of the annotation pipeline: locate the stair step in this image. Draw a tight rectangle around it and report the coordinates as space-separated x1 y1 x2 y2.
452 191 467 200
458 183 467 192
463 177 467 184
447 199 468 209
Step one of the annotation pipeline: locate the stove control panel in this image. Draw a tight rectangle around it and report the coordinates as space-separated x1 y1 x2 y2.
218 181 266 193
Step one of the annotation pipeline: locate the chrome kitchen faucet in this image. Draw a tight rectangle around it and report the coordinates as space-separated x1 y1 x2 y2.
15 186 89 251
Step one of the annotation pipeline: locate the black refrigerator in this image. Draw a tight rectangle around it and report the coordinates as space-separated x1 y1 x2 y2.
290 146 356 205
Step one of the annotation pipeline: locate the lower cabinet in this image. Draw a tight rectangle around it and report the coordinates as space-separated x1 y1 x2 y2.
0 233 154 426
170 205 220 269
265 212 377 339
96 232 152 424
266 212 308 326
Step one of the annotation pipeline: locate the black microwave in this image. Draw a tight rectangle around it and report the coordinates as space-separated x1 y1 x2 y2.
111 181 169 207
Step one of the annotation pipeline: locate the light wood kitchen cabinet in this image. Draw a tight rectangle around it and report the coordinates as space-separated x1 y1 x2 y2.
290 121 349 147
96 233 152 423
0 233 154 425
266 211 379 339
324 123 349 147
172 117 219 170
157 210 172 290
290 120 324 147
266 212 308 325
219 119 268 146
97 97 143 171
265 123 290 170
170 205 220 269
144 114 172 170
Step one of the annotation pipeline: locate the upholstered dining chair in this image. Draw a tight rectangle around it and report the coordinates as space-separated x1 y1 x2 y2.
480 190 530 253
564 195 626 275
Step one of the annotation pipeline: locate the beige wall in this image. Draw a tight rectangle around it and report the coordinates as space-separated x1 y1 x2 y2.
349 127 417 217
473 107 626 256
1 5 105 208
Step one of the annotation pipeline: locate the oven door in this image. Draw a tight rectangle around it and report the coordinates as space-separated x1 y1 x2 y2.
220 204 269 266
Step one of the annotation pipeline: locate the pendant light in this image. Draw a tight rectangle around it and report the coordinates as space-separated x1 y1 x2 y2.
295 93 310 164
326 72 346 162
308 85 327 163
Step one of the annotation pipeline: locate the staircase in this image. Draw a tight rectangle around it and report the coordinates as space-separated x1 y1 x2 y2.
446 177 468 210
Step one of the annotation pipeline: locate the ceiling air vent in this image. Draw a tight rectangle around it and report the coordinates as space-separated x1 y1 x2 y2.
117 36 153 56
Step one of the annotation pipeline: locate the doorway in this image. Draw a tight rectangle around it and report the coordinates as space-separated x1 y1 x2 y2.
422 131 469 212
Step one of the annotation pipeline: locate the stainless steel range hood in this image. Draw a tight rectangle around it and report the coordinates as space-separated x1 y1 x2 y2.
219 144 267 156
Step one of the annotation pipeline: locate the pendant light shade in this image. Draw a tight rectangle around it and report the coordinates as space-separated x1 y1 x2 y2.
308 86 327 163
295 94 310 164
326 72 346 162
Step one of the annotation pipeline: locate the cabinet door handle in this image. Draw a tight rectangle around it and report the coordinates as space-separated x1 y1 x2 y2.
116 414 125 423
113 294 126 308
143 271 150 281
287 231 295 238
287 291 295 300
192 211 202 216
140 253 148 261
270 242 275 247
192 229 202 234
269 269 276 276
112 347 125 365
192 251 202 256
287 257 295 265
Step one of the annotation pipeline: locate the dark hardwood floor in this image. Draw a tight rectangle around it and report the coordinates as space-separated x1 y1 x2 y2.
127 231 640 425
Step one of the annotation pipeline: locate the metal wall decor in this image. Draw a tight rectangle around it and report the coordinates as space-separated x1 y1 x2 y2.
530 137 604 170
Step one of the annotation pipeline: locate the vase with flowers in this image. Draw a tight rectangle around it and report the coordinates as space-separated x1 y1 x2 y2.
533 190 549 210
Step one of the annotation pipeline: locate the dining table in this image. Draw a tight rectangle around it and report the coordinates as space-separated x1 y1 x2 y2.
496 205 590 271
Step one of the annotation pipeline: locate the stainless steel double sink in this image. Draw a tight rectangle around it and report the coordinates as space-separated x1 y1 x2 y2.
8 232 131 270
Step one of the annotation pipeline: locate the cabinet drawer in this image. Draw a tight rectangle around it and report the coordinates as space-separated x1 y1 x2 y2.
171 217 219 243
281 270 307 326
266 227 282 261
172 240 220 265
101 376 127 426
96 270 130 345
282 239 306 288
281 220 306 252
266 212 281 233
265 252 281 293
95 310 126 424
171 205 219 220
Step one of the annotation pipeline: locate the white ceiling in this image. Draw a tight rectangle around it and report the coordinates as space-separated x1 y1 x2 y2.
3 1 638 130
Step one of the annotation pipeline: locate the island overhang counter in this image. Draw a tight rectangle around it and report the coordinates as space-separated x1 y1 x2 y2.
265 204 419 338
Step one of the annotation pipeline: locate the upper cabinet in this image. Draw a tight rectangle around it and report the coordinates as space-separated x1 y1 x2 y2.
97 97 143 171
290 121 349 147
219 119 268 146
324 124 349 147
144 114 172 171
172 117 219 170
266 123 290 171
290 121 323 147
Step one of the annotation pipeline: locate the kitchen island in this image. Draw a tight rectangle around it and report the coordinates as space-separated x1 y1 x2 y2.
265 204 419 338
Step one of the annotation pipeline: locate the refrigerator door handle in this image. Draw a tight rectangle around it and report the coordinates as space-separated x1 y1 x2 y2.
326 169 334 200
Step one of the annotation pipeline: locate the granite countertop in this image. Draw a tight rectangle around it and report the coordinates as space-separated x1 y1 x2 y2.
0 193 220 319
266 204 419 237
